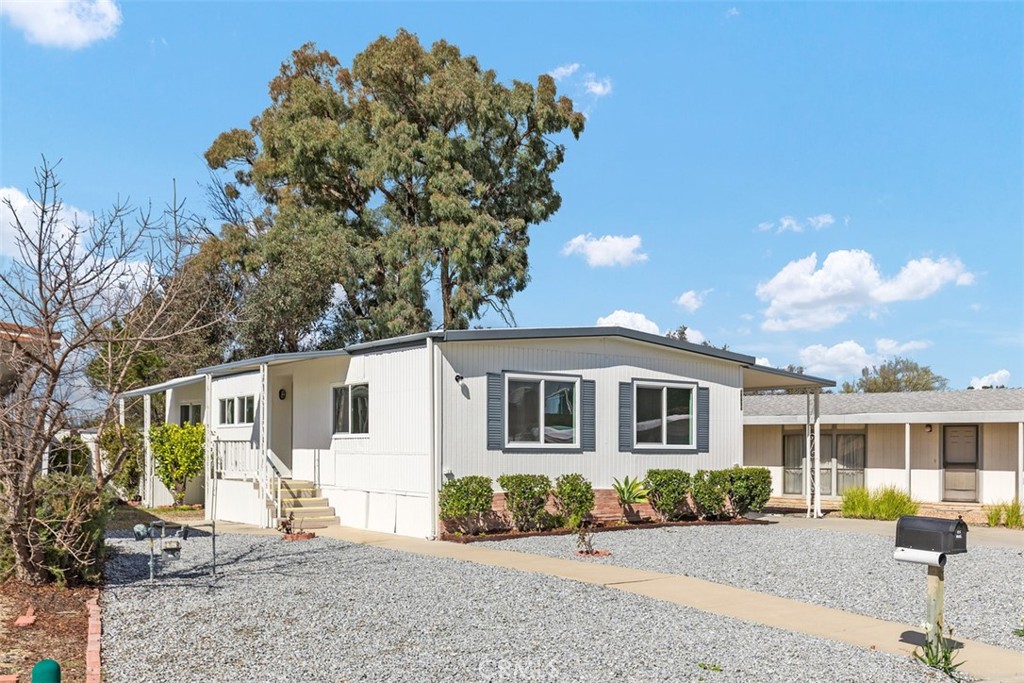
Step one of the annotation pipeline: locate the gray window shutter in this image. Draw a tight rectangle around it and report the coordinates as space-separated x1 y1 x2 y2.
696 386 710 453
581 380 596 451
486 373 503 450
618 382 632 452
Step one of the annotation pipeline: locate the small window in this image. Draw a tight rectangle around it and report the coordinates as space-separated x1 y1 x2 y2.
506 374 578 447
179 404 202 426
239 395 255 424
633 382 693 448
219 398 235 425
333 384 369 435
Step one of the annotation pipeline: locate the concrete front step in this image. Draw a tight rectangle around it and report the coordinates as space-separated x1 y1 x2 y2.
289 516 338 530
285 506 336 519
281 497 330 509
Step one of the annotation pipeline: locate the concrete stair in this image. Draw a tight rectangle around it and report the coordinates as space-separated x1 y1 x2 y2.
278 479 338 530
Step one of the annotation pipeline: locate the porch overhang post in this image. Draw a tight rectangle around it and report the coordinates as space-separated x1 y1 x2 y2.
805 391 811 517
427 336 439 540
813 388 821 518
204 374 213 519
143 394 152 507
905 422 912 495
1017 421 1023 503
259 362 270 528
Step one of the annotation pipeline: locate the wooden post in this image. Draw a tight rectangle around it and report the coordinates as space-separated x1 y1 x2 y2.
926 564 944 647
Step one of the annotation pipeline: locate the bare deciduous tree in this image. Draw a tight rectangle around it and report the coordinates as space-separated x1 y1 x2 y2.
0 160 226 584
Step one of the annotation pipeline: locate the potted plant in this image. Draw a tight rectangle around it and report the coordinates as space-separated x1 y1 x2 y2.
278 511 315 541
612 476 648 523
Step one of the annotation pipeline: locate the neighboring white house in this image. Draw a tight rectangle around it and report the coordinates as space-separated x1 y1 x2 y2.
121 327 831 538
743 390 1024 506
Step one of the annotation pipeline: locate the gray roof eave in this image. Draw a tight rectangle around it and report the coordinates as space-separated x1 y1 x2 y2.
196 348 350 377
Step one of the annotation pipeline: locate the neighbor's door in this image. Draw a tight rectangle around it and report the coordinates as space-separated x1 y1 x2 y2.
943 425 978 502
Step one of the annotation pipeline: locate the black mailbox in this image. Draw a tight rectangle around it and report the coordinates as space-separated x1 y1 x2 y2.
895 515 968 554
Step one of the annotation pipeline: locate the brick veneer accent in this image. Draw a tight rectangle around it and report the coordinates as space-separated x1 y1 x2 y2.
491 489 657 525
85 589 101 683
0 674 19 682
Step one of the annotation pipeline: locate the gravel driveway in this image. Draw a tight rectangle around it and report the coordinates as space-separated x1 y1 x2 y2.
478 523 1024 651
101 531 953 683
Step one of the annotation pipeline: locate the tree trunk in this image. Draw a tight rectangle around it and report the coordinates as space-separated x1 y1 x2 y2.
8 522 50 585
439 248 453 328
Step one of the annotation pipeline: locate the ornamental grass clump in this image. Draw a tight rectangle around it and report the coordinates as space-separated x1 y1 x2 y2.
986 504 1005 528
1005 500 1023 529
552 473 595 530
438 475 494 534
497 474 553 531
840 486 872 519
872 486 919 520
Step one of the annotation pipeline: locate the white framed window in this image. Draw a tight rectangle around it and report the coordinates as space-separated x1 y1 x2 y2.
218 398 235 425
238 395 255 424
332 384 369 435
179 403 202 426
633 381 694 448
505 373 579 448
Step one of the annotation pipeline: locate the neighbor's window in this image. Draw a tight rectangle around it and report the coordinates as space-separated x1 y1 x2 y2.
506 374 578 447
219 398 235 425
333 384 369 435
179 403 202 426
634 382 693 447
239 395 255 424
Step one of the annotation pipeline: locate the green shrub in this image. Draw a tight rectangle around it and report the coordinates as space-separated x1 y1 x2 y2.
1006 500 1023 529
986 504 1005 528
553 474 595 529
692 470 730 519
872 486 919 520
841 486 873 519
0 474 114 584
643 469 692 521
150 422 205 505
438 476 494 533
725 467 772 515
497 474 553 531
98 424 144 500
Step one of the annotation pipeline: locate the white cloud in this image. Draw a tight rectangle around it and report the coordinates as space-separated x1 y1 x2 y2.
806 214 835 230
548 63 580 81
758 213 838 234
0 186 93 258
799 340 875 377
1 0 121 49
755 357 772 367
686 327 706 344
584 74 613 97
756 249 974 331
596 310 660 335
875 338 930 356
562 233 647 267
725 7 740 18
798 337 934 378
674 289 711 313
969 369 1010 389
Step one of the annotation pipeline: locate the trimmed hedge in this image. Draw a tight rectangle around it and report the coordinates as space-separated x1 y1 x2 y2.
438 475 494 533
497 474 554 531
692 469 729 518
553 473 595 529
725 466 772 515
644 469 692 521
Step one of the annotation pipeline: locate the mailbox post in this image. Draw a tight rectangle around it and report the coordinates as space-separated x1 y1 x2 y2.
894 515 968 648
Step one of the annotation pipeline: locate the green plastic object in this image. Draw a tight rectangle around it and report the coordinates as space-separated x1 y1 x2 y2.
32 659 61 682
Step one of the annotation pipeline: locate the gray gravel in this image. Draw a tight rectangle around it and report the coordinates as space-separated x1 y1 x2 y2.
101 531 952 683
479 523 1024 651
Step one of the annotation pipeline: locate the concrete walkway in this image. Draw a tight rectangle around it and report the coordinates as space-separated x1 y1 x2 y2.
208 520 1024 682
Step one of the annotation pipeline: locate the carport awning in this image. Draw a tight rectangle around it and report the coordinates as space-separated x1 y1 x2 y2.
741 365 834 392
119 374 205 399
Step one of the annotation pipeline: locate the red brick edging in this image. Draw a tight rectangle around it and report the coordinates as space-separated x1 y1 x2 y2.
86 589 101 683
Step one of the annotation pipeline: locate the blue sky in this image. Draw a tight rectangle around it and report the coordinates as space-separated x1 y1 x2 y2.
2 1 1021 389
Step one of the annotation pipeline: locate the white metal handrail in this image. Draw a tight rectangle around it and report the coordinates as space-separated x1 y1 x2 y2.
213 438 281 528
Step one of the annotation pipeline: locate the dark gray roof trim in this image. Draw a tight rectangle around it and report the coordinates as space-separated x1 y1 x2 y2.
344 331 443 355
744 363 835 388
196 348 349 376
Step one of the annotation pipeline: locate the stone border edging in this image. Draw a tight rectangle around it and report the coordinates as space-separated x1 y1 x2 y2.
86 589 101 683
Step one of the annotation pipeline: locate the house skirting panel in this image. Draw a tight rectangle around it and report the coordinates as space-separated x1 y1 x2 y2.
210 479 266 527
324 487 431 539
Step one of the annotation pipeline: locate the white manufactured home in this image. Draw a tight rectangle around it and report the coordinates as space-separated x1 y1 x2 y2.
122 327 830 538
743 390 1024 507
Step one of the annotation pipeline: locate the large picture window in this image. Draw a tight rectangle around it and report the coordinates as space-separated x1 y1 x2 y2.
506 374 578 447
633 382 693 447
333 384 369 435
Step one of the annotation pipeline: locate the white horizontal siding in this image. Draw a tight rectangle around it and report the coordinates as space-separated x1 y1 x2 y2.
438 337 743 489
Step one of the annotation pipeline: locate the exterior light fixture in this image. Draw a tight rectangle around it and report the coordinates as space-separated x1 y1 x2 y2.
454 374 464 384
925 424 933 433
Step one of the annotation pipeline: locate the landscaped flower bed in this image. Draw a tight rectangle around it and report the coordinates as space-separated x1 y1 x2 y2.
440 515 770 543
